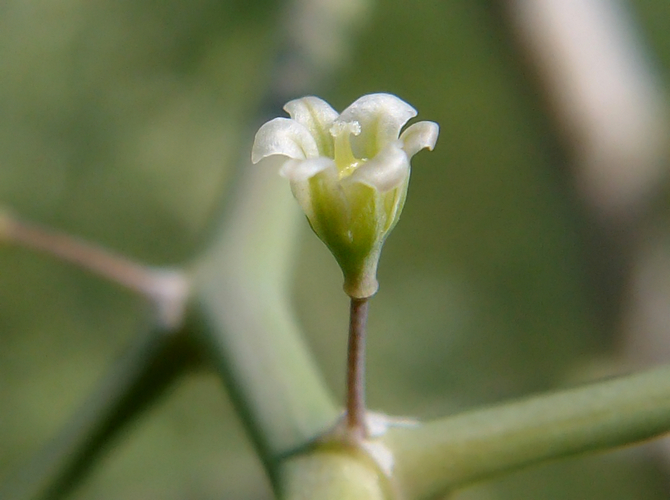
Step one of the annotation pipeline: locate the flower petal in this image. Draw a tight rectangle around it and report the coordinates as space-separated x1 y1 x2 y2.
284 96 338 157
279 157 335 182
348 142 409 193
289 161 341 232
251 117 319 163
399 121 439 157
338 93 417 159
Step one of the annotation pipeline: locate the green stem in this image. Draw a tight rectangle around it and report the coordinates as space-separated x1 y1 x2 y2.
278 447 388 500
387 364 670 499
191 164 338 469
0 328 198 500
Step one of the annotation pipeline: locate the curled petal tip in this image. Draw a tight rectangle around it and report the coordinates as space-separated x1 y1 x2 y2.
399 121 439 158
251 117 319 164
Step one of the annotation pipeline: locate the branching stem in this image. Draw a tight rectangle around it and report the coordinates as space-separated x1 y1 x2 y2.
0 211 189 326
346 297 369 439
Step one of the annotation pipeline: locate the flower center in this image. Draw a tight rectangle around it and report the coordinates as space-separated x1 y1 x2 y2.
330 120 365 178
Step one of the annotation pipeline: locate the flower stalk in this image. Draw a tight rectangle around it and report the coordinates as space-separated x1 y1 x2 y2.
346 297 369 440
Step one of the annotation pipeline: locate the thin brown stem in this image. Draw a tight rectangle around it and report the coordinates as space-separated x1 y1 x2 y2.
0 211 189 326
346 297 369 440
1 212 153 292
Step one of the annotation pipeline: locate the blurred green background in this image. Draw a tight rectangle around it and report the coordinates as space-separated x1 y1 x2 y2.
1 0 670 498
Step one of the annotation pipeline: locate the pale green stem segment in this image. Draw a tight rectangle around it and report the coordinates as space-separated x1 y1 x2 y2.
191 163 338 468
278 447 388 500
387 364 670 499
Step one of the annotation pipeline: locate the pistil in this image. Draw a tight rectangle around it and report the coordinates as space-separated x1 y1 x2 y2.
330 120 363 178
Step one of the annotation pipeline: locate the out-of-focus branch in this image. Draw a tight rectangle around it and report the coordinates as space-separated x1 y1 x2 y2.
0 209 190 328
497 0 670 361
275 0 371 99
501 0 668 221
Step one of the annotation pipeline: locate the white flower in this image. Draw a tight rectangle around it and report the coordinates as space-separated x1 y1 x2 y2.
252 93 438 298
